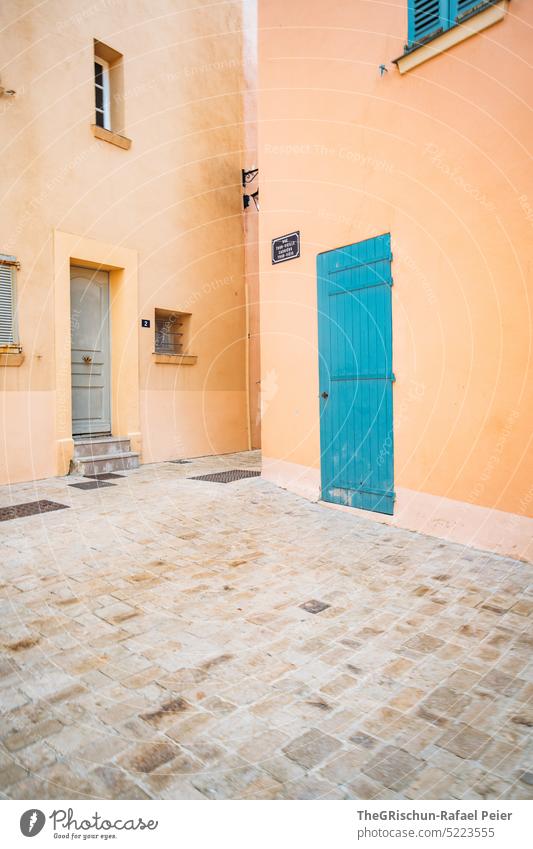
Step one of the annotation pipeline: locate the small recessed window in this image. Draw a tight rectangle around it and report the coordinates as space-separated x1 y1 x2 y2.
154 309 192 356
92 40 125 135
94 57 110 130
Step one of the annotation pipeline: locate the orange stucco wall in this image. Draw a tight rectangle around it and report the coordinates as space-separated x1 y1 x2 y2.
0 0 252 485
258 3 532 526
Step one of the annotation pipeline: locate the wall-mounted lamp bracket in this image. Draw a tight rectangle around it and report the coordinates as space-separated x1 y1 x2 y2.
242 168 259 187
243 190 259 211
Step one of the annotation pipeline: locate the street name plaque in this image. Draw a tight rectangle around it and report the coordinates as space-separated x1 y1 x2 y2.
272 231 300 264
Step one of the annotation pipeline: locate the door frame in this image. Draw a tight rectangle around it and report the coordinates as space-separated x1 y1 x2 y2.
53 230 141 475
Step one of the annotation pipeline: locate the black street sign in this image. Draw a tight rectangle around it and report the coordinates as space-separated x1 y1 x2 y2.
141 319 150 328
272 231 300 264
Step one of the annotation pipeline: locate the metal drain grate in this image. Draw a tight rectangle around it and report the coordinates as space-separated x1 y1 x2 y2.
189 469 261 484
0 500 69 522
69 481 116 490
169 459 192 465
84 473 124 480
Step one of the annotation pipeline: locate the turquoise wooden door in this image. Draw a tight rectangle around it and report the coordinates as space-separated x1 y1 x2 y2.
317 234 395 515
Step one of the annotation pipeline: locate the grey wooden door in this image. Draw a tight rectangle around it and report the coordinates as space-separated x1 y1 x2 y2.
70 267 111 435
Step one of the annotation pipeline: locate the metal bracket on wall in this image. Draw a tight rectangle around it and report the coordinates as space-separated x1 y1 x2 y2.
242 168 258 186
243 189 259 211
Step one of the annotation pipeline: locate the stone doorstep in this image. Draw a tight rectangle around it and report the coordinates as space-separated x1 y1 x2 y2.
69 435 140 476
73 436 131 458
70 452 140 477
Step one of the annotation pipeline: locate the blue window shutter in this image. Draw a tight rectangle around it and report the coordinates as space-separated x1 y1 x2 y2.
408 0 443 43
456 0 484 18
408 1 489 46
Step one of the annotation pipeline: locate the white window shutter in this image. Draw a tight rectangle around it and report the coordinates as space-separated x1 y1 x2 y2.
0 261 15 345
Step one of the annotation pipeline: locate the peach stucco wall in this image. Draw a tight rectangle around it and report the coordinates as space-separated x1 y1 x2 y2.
258 2 533 546
0 0 251 485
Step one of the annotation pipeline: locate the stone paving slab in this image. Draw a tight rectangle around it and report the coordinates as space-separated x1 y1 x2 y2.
0 451 532 800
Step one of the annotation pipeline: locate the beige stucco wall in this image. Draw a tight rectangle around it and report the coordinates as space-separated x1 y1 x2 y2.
258 1 533 558
0 0 250 484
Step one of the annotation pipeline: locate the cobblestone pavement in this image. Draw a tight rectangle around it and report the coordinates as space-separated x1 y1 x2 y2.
1 451 532 800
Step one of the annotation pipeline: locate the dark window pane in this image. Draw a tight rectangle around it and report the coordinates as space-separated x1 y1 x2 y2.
94 62 103 85
154 316 183 354
95 86 103 110
95 109 104 128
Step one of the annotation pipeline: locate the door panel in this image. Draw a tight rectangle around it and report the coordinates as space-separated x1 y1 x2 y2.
317 234 395 515
70 267 111 435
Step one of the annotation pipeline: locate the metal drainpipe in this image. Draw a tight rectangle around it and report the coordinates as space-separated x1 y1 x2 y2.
244 275 252 452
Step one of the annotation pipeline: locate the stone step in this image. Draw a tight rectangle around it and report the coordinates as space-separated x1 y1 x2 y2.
70 451 140 477
73 436 131 458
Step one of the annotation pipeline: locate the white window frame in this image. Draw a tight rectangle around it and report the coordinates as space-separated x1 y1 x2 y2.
0 255 19 347
94 55 111 131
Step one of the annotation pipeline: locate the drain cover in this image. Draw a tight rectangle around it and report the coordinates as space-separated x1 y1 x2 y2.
0 500 69 522
69 481 116 490
169 459 192 465
189 469 261 484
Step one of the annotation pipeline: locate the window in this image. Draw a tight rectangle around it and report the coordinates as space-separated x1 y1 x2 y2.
94 56 110 130
408 0 489 46
0 254 18 346
92 40 126 141
154 309 192 356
